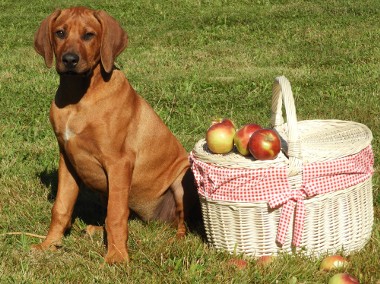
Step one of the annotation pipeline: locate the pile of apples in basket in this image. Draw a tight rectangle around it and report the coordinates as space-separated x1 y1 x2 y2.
206 118 281 160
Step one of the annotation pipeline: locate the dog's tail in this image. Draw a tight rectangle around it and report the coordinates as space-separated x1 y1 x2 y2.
154 190 177 223
154 169 203 236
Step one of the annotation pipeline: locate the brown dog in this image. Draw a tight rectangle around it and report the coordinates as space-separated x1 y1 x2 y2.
33 6 198 264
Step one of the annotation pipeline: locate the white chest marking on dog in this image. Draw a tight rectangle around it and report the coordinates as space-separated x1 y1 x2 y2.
64 122 75 142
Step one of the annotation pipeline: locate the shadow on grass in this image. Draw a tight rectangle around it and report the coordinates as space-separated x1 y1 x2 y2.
38 169 206 241
39 169 106 228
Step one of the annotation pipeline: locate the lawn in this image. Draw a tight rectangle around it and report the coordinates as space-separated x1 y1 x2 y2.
0 0 379 283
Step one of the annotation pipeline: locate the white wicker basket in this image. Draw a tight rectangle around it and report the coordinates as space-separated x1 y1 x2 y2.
191 76 374 257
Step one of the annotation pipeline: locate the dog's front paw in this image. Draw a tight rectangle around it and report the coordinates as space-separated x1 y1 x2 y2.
31 240 62 251
104 249 129 265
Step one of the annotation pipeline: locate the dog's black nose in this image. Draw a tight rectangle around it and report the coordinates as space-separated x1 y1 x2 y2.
62 53 79 69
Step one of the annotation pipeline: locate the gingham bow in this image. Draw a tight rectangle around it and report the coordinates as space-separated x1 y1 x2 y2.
268 189 306 246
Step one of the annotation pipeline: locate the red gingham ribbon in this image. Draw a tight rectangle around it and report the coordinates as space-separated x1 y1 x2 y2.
190 157 290 202
268 190 306 246
302 146 374 197
190 146 373 247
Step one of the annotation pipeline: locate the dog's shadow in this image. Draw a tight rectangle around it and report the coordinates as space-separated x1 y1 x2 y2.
38 169 206 240
39 169 107 228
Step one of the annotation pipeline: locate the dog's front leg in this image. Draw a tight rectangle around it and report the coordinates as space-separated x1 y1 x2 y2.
33 152 79 250
104 159 132 264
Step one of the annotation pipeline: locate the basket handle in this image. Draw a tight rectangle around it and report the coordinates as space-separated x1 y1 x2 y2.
271 76 302 176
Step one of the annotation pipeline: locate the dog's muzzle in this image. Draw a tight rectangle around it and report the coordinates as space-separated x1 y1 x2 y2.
62 52 79 70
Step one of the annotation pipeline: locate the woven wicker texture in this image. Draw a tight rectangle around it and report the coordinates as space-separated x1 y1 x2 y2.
200 179 373 257
192 76 374 257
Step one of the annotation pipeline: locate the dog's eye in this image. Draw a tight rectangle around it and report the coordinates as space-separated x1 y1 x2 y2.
83 32 95 41
55 30 66 39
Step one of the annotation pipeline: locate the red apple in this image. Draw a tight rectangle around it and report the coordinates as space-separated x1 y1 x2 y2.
248 129 281 160
328 273 359 284
320 255 349 271
206 118 236 154
256 255 275 268
234 124 262 156
227 258 248 270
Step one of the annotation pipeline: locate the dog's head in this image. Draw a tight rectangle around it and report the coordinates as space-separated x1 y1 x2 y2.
34 6 128 74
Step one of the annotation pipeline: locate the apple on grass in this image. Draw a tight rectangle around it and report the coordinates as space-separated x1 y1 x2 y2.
206 118 236 154
256 255 275 268
227 258 248 270
234 123 262 156
328 273 359 284
320 255 349 271
248 128 281 160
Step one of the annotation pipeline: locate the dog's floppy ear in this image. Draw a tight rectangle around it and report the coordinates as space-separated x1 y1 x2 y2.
95 10 128 73
34 10 61 68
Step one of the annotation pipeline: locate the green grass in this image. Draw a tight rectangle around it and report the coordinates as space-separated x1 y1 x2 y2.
1 0 380 283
